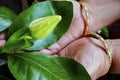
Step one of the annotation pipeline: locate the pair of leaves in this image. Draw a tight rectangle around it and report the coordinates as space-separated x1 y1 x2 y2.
7 1 73 51
8 52 91 80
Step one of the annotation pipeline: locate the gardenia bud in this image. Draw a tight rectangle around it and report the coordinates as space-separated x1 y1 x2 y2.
29 15 62 40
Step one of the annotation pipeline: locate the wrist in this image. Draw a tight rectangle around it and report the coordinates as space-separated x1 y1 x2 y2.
80 0 120 33
106 39 120 74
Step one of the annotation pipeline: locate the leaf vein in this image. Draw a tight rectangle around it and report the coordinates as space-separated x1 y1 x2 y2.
13 54 60 80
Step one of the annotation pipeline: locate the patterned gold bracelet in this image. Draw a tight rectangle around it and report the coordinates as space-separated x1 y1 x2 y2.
80 2 112 65
80 2 89 36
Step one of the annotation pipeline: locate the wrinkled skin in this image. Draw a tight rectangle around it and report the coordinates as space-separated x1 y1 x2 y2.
58 37 110 80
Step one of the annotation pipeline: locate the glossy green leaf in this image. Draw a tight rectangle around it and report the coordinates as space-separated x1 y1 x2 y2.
8 52 91 80
29 15 61 40
0 37 33 53
8 1 73 50
0 6 16 32
1 37 33 53
0 28 33 53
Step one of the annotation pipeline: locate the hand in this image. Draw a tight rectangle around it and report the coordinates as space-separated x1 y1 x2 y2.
39 0 85 54
58 37 110 80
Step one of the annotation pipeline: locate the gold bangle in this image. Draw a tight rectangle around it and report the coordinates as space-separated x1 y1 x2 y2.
80 2 112 65
88 33 112 65
80 2 90 36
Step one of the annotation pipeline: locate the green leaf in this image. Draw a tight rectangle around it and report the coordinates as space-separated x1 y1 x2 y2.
8 1 73 50
1 37 33 53
0 28 34 53
29 15 61 40
8 52 91 80
0 6 16 32
101 27 109 38
0 37 33 53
